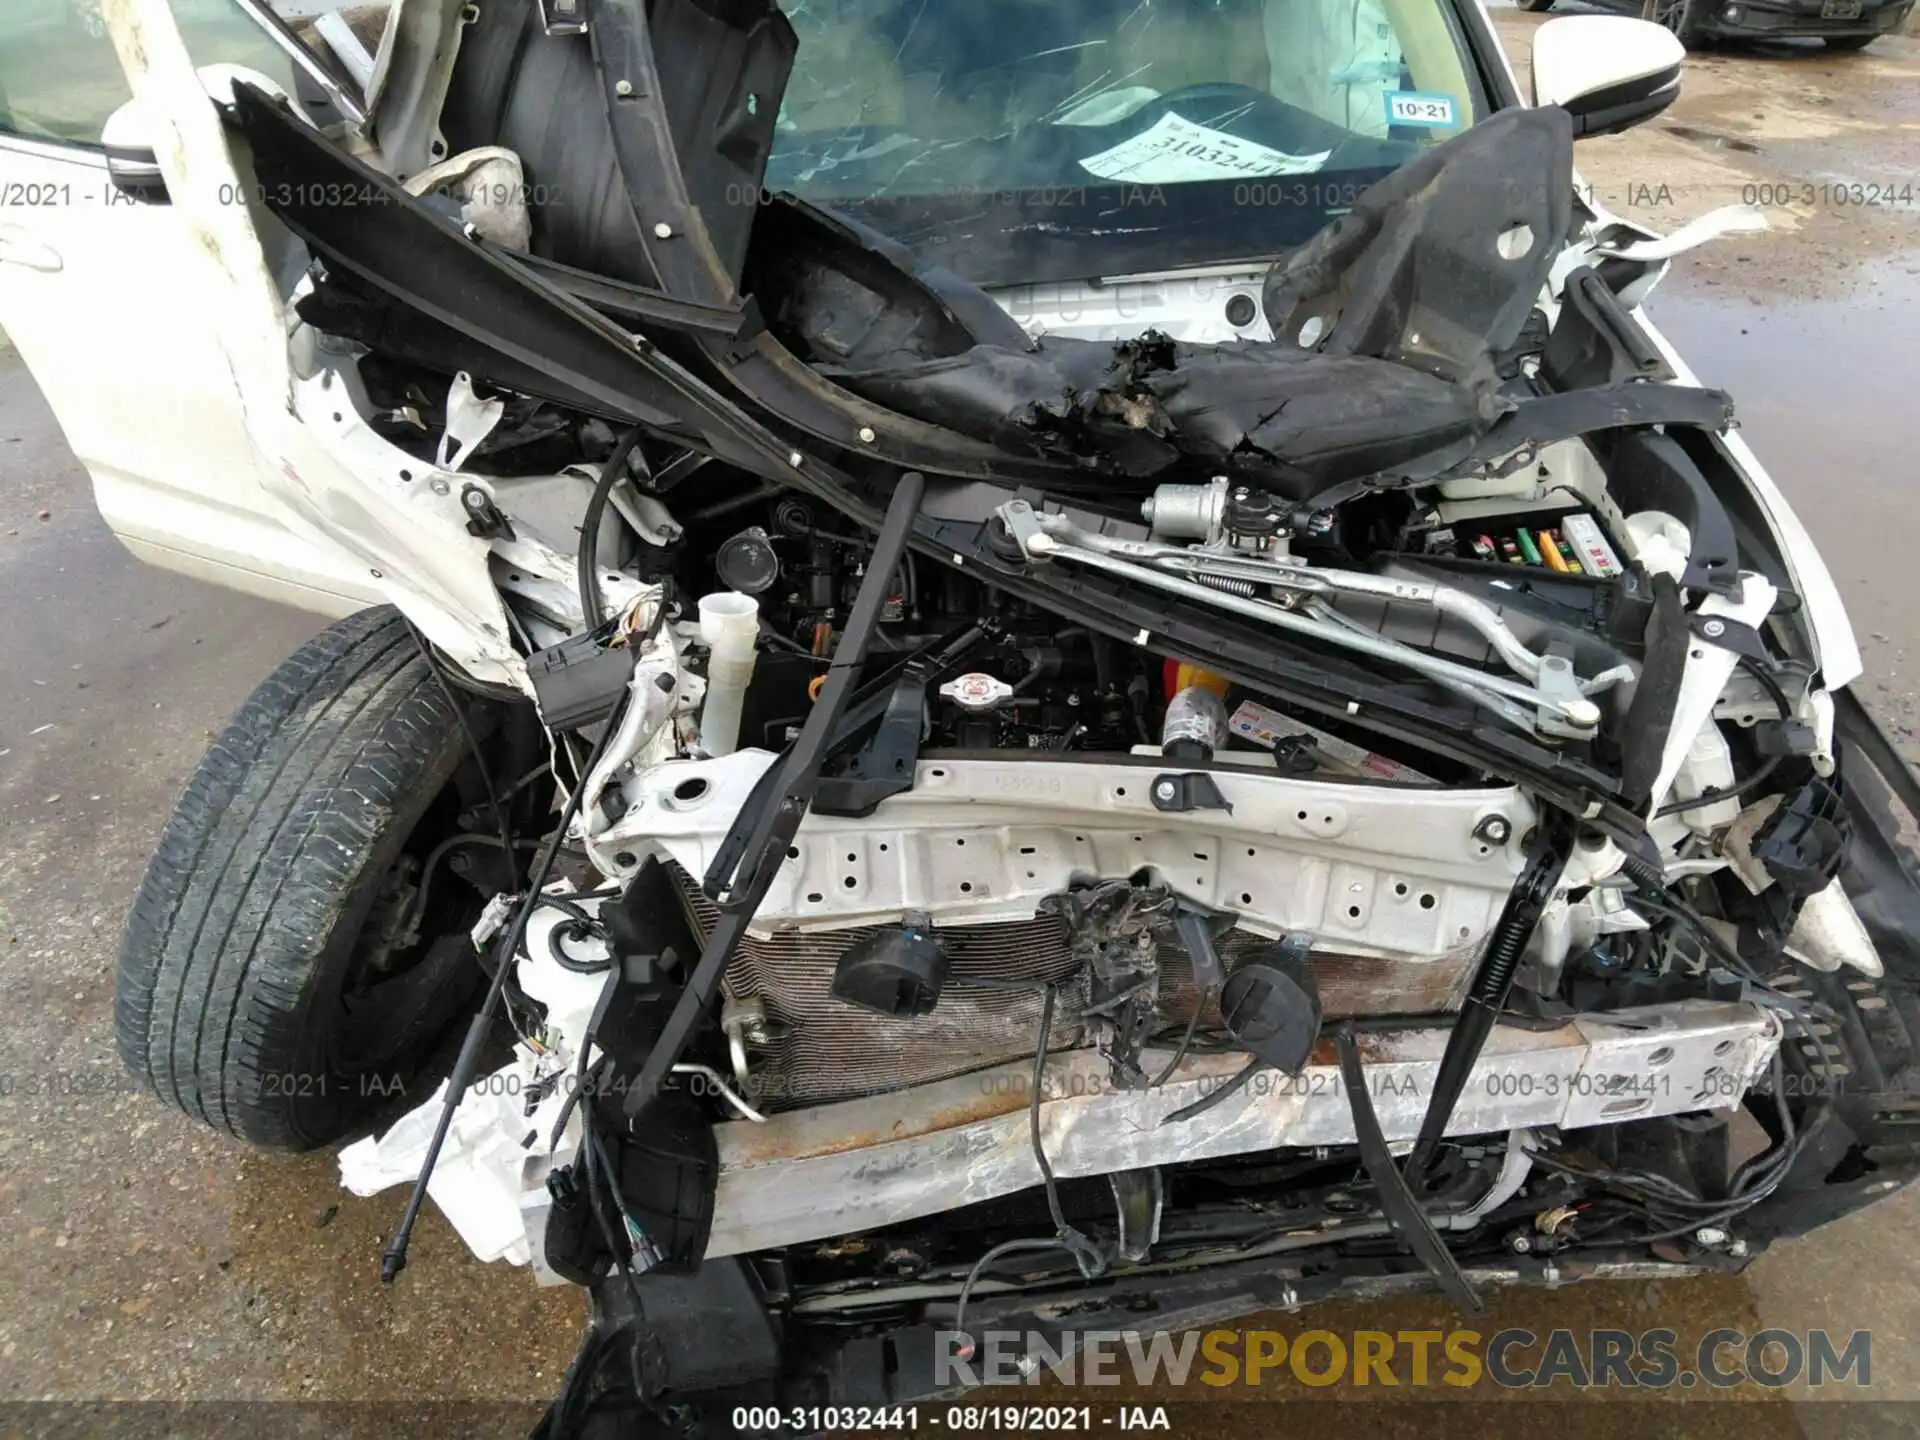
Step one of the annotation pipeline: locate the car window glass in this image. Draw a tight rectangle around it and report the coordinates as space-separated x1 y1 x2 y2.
769 0 1487 285
774 0 1481 197
0 1 388 150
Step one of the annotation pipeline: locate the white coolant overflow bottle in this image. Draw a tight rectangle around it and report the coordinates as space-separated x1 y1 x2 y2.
698 591 760 756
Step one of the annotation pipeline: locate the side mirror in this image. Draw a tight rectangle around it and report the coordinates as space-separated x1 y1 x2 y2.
105 146 169 203
1531 16 1684 139
102 102 169 204
98 68 294 207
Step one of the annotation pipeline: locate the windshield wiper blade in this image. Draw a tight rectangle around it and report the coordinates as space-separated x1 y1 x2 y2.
625 471 928 1121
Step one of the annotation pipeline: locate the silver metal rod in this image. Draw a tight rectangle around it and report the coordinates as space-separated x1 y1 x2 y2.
1032 512 1551 687
1304 599 1541 732
672 1064 767 1123
230 0 369 126
1023 529 1593 729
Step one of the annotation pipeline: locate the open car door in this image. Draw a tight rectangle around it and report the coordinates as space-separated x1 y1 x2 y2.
0 0 382 614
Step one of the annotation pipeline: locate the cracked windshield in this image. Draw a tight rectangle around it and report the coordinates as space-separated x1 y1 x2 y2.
768 0 1487 282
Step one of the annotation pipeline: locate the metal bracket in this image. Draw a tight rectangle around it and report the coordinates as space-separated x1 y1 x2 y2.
436 370 505 472
539 0 589 35
1533 650 1598 740
1171 904 1237 992
1107 1169 1164 1264
1150 772 1232 815
811 666 930 818
1690 613 1769 662
809 623 1002 818
460 482 515 541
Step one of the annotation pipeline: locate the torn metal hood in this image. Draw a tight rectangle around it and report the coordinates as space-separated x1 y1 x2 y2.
235 0 1738 509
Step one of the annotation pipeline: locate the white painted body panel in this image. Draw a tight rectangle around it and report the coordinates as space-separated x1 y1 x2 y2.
0 133 381 615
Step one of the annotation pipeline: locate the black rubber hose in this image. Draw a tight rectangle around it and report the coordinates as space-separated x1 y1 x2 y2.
1654 755 1783 819
1651 654 1793 819
577 426 645 632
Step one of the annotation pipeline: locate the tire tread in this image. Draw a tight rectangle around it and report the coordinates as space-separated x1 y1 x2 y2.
116 607 467 1149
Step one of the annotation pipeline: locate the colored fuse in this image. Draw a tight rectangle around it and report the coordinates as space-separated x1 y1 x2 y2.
1469 534 1499 562
1498 537 1523 564
1538 530 1573 573
1514 527 1544 566
1562 513 1624 577
1546 529 1584 575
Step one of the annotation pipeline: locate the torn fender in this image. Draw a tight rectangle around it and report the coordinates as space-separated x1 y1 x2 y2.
100 0 522 685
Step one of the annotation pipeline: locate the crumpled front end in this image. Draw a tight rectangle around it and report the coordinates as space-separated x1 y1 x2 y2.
101 0 1920 1426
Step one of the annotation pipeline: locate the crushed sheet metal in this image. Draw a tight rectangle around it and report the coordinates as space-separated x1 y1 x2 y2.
704 999 1779 1256
101 0 525 687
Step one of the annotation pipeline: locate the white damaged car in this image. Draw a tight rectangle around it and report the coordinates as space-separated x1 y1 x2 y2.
4 0 1919 1430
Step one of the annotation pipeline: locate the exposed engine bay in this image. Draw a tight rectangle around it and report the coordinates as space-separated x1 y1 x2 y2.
99 0 1920 1426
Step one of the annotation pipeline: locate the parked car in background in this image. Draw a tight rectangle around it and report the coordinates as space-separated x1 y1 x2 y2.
1522 0 1913 50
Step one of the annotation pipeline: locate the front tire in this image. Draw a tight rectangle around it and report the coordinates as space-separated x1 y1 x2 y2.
116 607 513 1150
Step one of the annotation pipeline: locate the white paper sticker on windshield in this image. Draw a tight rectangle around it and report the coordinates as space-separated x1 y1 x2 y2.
1077 112 1331 184
1386 92 1457 129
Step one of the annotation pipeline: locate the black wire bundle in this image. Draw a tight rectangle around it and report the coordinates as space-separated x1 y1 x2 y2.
578 427 646 631
951 983 1112 1343
1653 654 1795 819
1539 1051 1825 1248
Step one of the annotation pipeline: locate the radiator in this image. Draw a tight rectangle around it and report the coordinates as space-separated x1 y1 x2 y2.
673 867 1478 1110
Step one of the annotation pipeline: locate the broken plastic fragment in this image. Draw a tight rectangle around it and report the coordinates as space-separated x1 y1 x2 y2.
1593 204 1768 264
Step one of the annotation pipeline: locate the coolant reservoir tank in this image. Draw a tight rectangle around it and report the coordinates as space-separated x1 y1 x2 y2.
698 591 760 756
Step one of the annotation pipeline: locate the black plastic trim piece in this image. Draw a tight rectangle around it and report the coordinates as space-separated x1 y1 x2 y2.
1541 266 1674 391
1471 383 1735 459
1337 1028 1483 1314
1554 66 1682 140
500 248 751 337
625 472 928 1120
1602 430 1742 595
